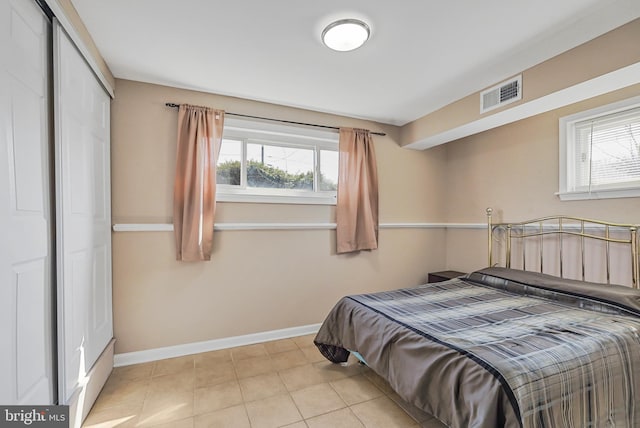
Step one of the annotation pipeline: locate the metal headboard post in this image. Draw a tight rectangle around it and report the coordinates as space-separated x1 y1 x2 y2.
506 224 512 269
605 226 611 284
632 226 638 289
487 208 493 266
559 218 564 279
522 225 527 271
539 221 544 274
580 220 585 282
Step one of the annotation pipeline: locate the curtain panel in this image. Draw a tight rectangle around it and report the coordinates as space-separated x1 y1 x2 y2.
336 128 379 253
173 104 225 261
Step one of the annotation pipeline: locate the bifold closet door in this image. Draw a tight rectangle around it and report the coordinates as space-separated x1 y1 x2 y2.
0 0 55 405
53 21 112 404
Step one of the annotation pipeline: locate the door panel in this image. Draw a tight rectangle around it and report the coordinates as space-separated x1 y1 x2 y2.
55 21 112 404
0 0 53 405
15 260 48 402
7 1 45 96
10 79 45 212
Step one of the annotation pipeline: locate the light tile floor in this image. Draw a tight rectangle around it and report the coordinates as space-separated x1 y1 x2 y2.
83 335 447 428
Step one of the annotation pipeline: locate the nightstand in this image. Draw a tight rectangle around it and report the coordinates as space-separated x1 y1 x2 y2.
428 270 466 283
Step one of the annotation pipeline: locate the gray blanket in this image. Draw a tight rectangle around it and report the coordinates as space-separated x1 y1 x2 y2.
315 267 640 428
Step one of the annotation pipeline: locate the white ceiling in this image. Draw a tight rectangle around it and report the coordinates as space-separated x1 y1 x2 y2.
71 0 640 126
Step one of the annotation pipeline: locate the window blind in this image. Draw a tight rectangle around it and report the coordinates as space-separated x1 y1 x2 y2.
573 106 640 191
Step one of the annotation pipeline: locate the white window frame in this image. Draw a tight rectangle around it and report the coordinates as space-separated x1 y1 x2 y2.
558 95 640 201
216 117 339 205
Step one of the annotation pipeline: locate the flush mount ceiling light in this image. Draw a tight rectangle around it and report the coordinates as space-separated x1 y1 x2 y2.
322 19 370 52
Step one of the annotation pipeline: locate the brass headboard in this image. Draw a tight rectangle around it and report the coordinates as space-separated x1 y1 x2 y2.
486 208 639 289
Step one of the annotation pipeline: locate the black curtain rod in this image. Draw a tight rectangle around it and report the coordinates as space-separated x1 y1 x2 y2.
165 103 386 136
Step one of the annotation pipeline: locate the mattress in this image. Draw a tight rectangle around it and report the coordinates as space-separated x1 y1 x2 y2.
314 267 640 428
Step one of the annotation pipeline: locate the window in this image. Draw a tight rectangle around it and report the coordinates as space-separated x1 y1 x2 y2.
216 117 338 204
559 96 640 200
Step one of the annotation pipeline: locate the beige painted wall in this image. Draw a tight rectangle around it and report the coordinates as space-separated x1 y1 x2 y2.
443 83 640 274
112 21 640 354
401 18 640 146
111 79 448 353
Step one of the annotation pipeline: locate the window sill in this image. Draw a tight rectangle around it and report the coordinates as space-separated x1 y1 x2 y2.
557 187 640 201
216 192 336 205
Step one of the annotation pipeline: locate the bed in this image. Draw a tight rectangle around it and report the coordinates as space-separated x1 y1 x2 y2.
314 209 640 428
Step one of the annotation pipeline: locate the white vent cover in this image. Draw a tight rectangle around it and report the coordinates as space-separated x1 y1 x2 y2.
480 75 522 114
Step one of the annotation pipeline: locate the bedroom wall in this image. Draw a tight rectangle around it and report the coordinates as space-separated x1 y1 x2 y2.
442 83 640 275
111 79 448 354
401 17 640 147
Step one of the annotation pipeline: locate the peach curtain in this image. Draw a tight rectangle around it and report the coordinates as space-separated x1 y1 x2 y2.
173 104 225 261
336 128 379 253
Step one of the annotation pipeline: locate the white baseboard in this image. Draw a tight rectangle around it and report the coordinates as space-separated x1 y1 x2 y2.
114 323 322 367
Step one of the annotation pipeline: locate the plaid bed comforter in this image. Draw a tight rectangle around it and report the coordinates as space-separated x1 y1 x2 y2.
315 267 640 428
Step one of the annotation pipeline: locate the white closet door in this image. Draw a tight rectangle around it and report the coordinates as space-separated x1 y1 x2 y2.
54 21 112 404
0 0 54 405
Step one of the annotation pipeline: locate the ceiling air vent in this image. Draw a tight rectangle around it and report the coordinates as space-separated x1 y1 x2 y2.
480 75 522 114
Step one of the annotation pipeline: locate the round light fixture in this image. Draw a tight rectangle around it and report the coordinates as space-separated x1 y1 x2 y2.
321 19 370 52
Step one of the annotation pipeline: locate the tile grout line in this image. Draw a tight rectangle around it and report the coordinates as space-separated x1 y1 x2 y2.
88 336 431 428
325 377 370 427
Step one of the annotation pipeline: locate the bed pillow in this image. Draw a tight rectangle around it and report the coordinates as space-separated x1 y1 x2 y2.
469 266 640 316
